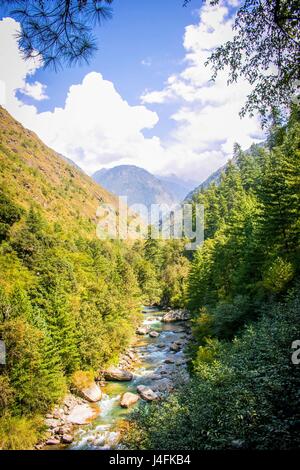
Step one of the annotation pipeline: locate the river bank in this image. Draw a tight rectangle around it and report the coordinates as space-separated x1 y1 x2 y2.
40 306 191 450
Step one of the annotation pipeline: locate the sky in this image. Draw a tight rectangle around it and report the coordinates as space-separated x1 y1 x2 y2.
0 0 265 184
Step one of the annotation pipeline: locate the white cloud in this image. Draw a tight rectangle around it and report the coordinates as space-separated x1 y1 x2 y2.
0 3 264 184
20 81 48 101
140 1 264 180
0 17 165 175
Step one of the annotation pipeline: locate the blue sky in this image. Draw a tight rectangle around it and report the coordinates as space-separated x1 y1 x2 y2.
33 0 194 112
0 1 264 182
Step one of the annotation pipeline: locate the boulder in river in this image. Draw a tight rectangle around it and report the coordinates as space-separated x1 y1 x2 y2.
149 330 160 338
137 385 158 401
164 357 175 364
120 392 140 408
79 383 102 403
170 342 181 352
162 309 190 322
46 438 60 446
103 367 133 381
136 326 150 335
67 404 98 425
62 434 74 444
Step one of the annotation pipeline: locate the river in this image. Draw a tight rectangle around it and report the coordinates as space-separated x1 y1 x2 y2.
68 306 189 450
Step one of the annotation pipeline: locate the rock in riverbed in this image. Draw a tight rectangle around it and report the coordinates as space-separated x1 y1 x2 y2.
170 342 182 352
103 367 133 381
45 418 61 429
164 357 175 364
149 330 160 338
62 434 73 444
78 383 102 403
136 326 150 335
46 438 60 446
137 385 158 401
67 404 99 425
162 309 190 322
120 392 140 408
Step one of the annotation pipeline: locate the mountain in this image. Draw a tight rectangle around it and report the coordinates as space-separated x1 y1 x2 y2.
92 165 178 208
155 173 197 201
92 165 198 209
0 106 121 237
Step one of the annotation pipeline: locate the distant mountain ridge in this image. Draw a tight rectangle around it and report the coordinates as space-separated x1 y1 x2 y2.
186 142 265 201
92 165 196 208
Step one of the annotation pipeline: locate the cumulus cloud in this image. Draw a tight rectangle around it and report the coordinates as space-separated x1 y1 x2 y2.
0 3 264 183
32 72 166 174
19 81 48 101
140 1 264 180
0 17 165 175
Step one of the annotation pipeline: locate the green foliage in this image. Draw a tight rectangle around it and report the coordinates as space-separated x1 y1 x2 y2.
202 0 300 121
188 112 300 341
133 237 190 308
262 257 295 293
0 413 44 450
0 376 14 415
0 190 22 242
0 318 66 414
0 191 142 428
125 292 300 450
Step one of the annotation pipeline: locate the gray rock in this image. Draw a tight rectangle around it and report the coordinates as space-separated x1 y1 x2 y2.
162 310 190 323
45 418 61 429
62 434 73 444
78 383 102 402
46 438 60 446
103 367 133 381
149 330 160 338
164 357 175 364
137 385 158 401
170 342 181 352
67 404 98 425
151 378 173 393
136 326 150 335
120 392 140 408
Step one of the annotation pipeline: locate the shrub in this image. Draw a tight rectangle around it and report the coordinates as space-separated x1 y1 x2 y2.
0 414 44 450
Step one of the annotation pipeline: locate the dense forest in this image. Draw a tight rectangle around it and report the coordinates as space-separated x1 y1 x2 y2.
123 109 300 450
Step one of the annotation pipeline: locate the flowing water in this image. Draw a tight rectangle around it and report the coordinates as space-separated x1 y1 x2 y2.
69 306 189 450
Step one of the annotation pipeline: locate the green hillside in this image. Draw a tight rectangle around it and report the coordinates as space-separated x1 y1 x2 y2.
0 106 118 238
0 107 144 448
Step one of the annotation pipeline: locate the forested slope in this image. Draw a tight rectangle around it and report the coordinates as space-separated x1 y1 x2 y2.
0 107 143 448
